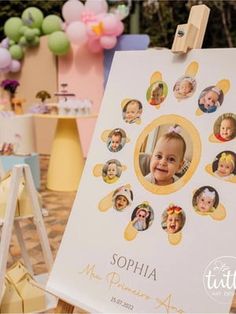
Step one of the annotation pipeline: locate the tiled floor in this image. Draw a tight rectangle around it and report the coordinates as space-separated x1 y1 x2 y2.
2 154 236 313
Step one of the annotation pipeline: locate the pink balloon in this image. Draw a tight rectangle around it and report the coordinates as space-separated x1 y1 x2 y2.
87 38 103 53
0 48 12 69
10 59 21 72
61 22 67 31
62 0 84 23
85 0 108 14
112 19 124 36
102 14 121 35
66 21 88 45
100 35 117 49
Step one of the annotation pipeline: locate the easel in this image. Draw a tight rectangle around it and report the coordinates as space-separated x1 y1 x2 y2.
54 3 210 313
0 164 54 308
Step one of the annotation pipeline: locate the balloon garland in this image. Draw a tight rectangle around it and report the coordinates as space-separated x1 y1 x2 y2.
0 0 129 74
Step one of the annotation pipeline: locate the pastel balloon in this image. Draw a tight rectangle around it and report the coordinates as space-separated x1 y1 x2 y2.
4 17 23 42
113 3 130 20
24 28 36 41
113 19 124 36
10 60 21 72
85 0 108 14
28 36 40 47
33 28 41 36
1 38 9 49
87 38 103 53
19 36 27 46
9 44 24 60
42 15 63 35
48 31 70 55
21 7 44 28
102 14 120 35
0 48 12 69
62 0 84 23
20 25 28 35
61 22 67 31
9 39 15 46
100 35 117 49
0 65 11 73
66 21 88 45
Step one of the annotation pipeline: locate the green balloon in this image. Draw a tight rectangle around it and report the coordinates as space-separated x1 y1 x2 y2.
42 15 62 35
20 25 28 35
33 28 41 36
4 17 23 42
9 44 24 60
48 31 70 56
28 36 40 47
21 7 44 29
25 28 36 41
19 36 27 46
9 39 16 46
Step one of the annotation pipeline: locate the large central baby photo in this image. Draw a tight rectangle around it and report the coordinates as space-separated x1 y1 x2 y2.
134 115 201 194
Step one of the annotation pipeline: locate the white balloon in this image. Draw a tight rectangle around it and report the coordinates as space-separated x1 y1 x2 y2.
85 0 108 14
62 0 84 23
66 21 88 46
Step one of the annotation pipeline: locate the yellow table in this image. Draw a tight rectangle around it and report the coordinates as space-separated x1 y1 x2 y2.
36 114 97 192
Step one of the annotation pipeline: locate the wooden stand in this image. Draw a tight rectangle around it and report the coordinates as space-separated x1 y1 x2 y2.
172 4 210 53
0 164 54 309
54 4 210 313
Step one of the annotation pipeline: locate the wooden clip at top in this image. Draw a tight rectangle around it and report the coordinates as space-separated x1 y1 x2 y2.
172 4 210 53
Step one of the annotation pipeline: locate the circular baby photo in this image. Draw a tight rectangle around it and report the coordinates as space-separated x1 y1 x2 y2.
146 81 168 106
107 128 127 153
161 205 186 234
213 113 236 142
198 85 224 113
134 115 201 195
192 186 219 214
122 99 143 124
102 159 122 184
112 185 133 211
173 75 196 100
130 203 154 232
212 150 236 180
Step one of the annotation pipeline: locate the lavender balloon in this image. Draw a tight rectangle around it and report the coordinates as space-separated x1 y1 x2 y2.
1 38 9 49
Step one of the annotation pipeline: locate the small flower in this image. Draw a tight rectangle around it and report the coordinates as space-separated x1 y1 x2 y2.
0 79 20 96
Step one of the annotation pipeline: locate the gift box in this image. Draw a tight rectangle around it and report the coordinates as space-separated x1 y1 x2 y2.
1 261 46 313
0 173 20 219
0 278 23 313
15 273 46 313
0 171 42 219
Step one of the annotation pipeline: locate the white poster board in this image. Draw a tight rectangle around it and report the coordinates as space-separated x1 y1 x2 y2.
47 49 236 313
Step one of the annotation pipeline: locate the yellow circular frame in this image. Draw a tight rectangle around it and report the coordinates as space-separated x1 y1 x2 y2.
134 114 201 195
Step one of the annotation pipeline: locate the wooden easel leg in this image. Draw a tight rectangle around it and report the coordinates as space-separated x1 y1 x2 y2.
23 165 54 271
55 299 75 313
0 166 23 299
14 220 34 275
